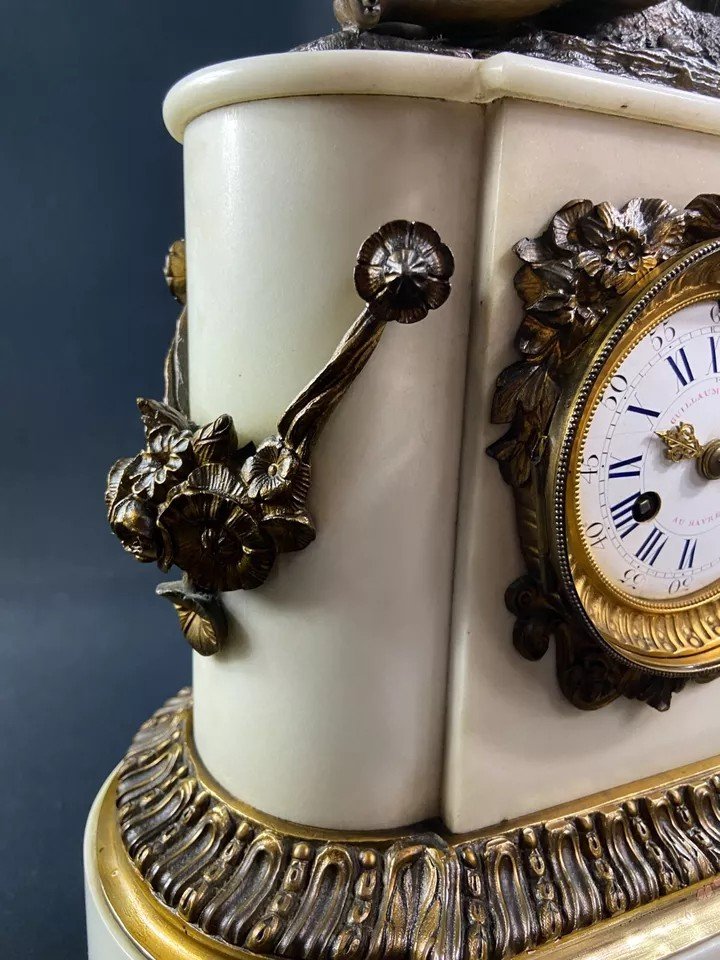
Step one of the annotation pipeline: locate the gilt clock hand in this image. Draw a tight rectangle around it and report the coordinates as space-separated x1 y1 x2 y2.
657 422 703 462
657 422 720 480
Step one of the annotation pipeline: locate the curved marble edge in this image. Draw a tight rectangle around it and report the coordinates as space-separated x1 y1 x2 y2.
162 49 720 144
85 771 148 960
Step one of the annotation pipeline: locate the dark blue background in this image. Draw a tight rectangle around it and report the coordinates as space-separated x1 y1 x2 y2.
0 3 335 956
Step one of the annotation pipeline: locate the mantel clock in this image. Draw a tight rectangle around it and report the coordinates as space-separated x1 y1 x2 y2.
86 1 720 958
490 195 720 711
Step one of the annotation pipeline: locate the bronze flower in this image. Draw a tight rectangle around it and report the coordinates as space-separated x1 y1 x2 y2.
191 414 238 467
164 239 187 304
260 507 316 554
494 197 690 493
240 437 300 501
106 455 136 515
131 424 193 499
110 496 160 564
106 455 162 563
686 194 720 241
515 261 604 338
354 220 454 323
575 199 685 294
157 464 275 592
548 199 594 256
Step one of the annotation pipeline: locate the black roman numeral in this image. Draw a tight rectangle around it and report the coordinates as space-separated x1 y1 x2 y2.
611 493 639 538
667 347 695 388
608 455 643 479
679 538 697 571
636 528 668 566
627 404 661 421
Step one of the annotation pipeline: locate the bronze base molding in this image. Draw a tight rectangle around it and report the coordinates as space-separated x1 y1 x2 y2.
97 690 720 960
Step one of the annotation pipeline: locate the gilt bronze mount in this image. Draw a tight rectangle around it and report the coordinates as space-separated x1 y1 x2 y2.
105 222 454 656
97 690 720 960
488 195 720 712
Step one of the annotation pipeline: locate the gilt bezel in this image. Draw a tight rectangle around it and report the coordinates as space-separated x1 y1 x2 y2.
489 195 720 711
551 241 720 676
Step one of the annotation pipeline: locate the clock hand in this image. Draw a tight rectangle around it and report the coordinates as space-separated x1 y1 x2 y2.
657 422 703 462
656 422 720 480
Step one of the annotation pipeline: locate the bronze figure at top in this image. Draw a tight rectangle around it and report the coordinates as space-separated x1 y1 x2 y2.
334 0 662 29
316 1 720 103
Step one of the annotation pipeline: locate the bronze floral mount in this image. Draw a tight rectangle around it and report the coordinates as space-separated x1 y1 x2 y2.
106 221 455 655
487 194 720 713
97 689 720 960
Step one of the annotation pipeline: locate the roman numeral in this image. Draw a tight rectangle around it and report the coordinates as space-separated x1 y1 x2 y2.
636 528 668 566
667 347 695 388
611 493 639 538
627 404 661 421
679 538 697 571
608 455 643 479
710 336 719 375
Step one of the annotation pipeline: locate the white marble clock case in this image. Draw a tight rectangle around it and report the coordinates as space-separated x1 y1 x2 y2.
86 46 720 960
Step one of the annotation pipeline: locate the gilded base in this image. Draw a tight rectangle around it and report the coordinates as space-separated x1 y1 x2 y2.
96 691 720 960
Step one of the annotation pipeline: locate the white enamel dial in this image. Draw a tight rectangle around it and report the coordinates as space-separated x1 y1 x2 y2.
576 299 720 602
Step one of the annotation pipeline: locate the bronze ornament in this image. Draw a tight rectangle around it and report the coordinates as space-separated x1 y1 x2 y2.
333 0 571 29
658 422 705 463
97 690 720 960
332 1 669 30
155 581 227 658
106 221 454 655
488 195 720 711
310 2 720 104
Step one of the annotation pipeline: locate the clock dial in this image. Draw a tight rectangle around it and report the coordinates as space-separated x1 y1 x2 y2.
489 201 720 687
575 299 720 605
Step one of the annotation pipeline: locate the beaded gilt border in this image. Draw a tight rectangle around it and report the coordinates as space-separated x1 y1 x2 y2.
112 690 720 960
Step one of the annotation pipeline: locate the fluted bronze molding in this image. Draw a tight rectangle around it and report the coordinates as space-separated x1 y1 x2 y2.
105 221 454 656
97 690 720 960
